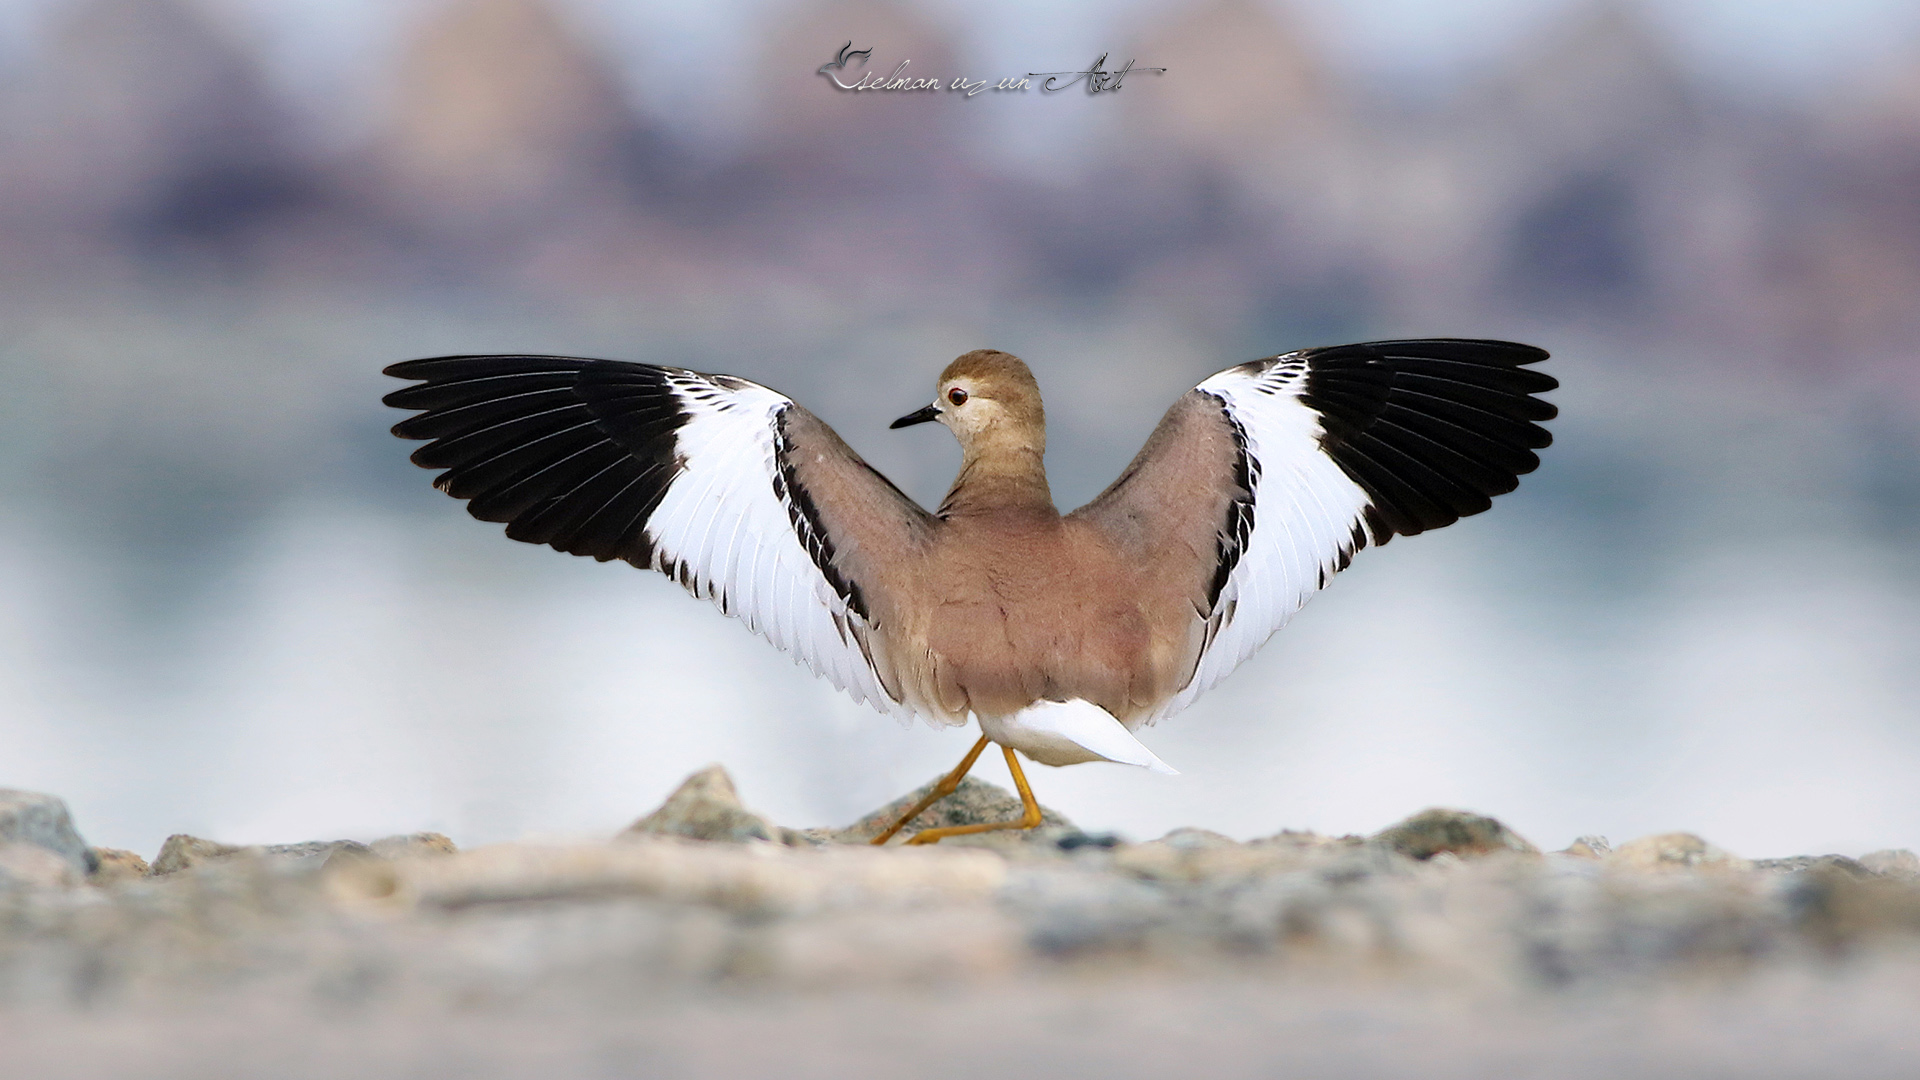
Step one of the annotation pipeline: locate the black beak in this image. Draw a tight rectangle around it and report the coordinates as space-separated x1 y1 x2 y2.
890 403 940 429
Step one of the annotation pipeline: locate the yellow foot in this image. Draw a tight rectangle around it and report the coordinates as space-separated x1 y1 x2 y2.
869 735 989 845
904 747 1044 845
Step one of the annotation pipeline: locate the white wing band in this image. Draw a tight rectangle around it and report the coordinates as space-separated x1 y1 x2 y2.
1149 358 1374 723
643 374 911 718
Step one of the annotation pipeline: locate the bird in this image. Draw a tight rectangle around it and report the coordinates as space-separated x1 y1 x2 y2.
382 339 1556 845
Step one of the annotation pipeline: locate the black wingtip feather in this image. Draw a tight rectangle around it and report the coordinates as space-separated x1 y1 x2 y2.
383 354 690 565
1295 339 1556 543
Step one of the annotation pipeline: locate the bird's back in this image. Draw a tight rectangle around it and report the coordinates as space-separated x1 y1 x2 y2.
895 510 1180 723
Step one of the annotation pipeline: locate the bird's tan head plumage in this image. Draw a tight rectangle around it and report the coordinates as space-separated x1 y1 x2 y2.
934 349 1045 452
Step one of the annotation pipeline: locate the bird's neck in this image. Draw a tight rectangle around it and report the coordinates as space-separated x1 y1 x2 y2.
940 430 1055 518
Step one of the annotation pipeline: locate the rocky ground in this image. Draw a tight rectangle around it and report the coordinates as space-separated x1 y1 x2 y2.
3 772 1919 1079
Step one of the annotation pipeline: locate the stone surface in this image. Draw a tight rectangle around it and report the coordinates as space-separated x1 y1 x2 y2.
1611 832 1752 873
1113 828 1359 885
149 834 251 875
262 840 378 868
0 790 91 875
835 775 1073 844
0 768 1916 1079
623 765 792 844
386 835 1007 916
370 832 458 859
1861 849 1920 880
5 970 1920 1080
148 835 452 877
1371 807 1539 860
0 841 80 889
1784 861 1920 948
1754 854 1873 877
1562 835 1611 858
88 847 150 883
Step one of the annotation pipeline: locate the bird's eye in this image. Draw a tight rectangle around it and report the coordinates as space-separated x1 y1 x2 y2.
947 387 968 406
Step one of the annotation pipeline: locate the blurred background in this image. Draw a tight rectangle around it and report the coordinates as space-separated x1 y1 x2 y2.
1 0 1918 860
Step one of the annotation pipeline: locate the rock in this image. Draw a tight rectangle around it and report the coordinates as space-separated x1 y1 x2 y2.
1786 861 1920 949
623 765 791 844
145 832 459 880
88 847 150 883
370 832 458 858
1860 849 1920 881
262 840 380 872
1157 827 1239 850
1371 808 1538 860
149 834 251 876
260 840 365 859
1002 863 1177 954
0 842 81 889
0 789 92 875
394 836 1008 916
1112 829 1366 885
1609 833 1752 873
1253 828 1363 849
1117 836 1262 883
1755 855 1873 878
836 776 1073 844
733 907 1021 985
1055 832 1124 851
15 771 1920 1066
150 835 413 876
12 760 1920 1037
323 854 404 904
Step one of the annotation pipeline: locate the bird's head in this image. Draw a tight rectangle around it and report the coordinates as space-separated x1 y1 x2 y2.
891 350 1046 453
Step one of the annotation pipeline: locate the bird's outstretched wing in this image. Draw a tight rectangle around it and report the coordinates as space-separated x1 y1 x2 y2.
383 355 936 719
1070 339 1556 724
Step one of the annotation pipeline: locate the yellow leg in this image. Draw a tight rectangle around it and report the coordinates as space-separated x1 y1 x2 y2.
869 735 991 845
904 747 1044 846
